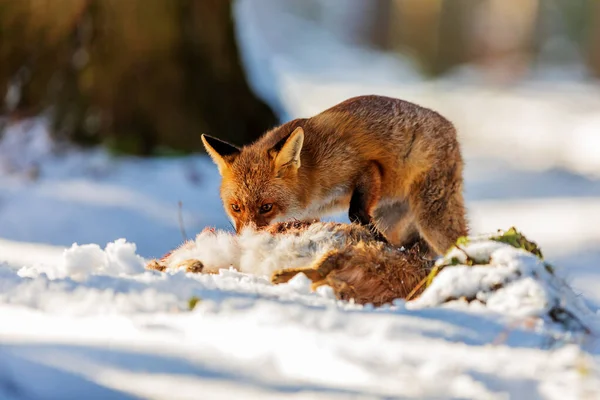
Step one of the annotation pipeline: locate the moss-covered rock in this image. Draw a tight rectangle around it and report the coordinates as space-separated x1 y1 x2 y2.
424 227 548 288
488 227 544 259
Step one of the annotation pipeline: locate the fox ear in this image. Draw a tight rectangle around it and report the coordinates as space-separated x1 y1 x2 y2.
270 127 304 175
201 134 240 175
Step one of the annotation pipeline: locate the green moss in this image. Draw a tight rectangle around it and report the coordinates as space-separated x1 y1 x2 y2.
489 227 544 259
449 257 462 266
188 296 202 311
455 236 470 246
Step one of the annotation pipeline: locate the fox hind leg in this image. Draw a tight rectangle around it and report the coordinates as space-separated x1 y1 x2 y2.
373 199 423 249
348 161 388 243
409 162 468 256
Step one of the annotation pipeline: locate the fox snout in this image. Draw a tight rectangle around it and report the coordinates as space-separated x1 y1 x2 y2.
234 218 270 234
235 221 255 234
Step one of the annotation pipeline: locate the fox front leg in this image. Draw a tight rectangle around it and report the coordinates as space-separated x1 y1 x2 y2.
348 162 388 243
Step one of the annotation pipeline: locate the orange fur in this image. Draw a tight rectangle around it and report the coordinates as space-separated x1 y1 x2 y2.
202 95 468 256
269 224 432 306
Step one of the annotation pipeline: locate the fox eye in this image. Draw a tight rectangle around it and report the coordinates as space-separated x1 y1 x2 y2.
231 204 241 213
260 203 273 214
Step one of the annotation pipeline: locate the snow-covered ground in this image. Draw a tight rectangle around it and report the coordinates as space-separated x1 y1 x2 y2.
2 229 600 399
1 0 600 398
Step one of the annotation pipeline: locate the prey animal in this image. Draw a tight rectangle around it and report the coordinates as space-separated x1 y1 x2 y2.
147 221 432 306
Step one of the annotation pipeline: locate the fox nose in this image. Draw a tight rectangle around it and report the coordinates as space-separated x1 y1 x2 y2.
236 219 273 234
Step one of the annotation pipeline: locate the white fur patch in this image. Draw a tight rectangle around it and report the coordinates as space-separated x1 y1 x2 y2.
296 185 351 220
164 229 240 272
160 223 353 277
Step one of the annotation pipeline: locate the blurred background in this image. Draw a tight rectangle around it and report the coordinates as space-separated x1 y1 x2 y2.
0 0 599 302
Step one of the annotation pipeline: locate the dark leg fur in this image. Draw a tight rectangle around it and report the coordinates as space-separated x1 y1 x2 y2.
372 200 418 246
348 162 389 243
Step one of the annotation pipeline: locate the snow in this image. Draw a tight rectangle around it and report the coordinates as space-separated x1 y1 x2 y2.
0 118 225 258
2 240 600 399
1 0 600 398
409 237 597 335
17 239 145 281
2 225 600 398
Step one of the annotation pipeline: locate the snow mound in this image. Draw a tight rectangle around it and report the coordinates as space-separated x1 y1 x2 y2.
410 229 598 336
18 238 145 281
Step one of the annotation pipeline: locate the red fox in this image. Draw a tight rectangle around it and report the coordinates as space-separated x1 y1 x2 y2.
201 95 467 256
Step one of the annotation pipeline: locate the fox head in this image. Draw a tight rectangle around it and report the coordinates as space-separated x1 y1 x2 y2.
201 127 305 233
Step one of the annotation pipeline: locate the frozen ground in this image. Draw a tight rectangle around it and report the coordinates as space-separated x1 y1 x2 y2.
1 0 600 398
2 228 600 399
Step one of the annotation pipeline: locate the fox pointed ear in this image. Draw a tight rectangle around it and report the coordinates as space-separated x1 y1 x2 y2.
201 134 240 175
270 127 304 175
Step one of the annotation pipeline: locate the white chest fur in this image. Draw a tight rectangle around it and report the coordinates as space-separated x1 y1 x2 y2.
297 185 351 220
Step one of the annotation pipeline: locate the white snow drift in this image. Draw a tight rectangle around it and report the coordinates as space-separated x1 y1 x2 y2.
1 227 600 399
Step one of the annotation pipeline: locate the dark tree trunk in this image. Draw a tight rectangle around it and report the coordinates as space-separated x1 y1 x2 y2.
177 0 277 149
0 0 277 155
